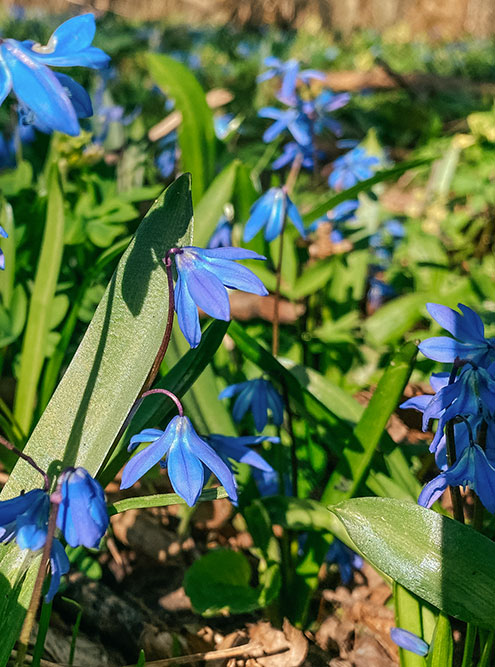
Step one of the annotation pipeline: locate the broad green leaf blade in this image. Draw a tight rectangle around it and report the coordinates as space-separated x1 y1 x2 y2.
321 342 417 505
146 52 215 202
4 173 193 499
426 614 453 667
302 158 432 224
13 164 65 436
330 498 495 629
193 160 239 247
0 176 194 662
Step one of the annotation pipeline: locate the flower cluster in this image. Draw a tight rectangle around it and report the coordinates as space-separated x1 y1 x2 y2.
402 303 495 512
0 467 108 601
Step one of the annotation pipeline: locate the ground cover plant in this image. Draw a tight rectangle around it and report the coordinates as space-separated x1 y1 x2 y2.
0 5 494 666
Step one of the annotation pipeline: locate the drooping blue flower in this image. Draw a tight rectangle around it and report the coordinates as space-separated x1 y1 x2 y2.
208 215 232 249
257 58 325 105
326 538 363 584
328 147 380 191
418 443 495 513
219 378 284 432
46 538 70 603
0 488 49 549
419 303 495 367
206 434 279 473
302 89 350 137
390 628 429 657
0 14 110 136
121 416 238 507
173 246 268 348
258 106 312 146
57 467 109 549
272 141 324 171
244 187 305 243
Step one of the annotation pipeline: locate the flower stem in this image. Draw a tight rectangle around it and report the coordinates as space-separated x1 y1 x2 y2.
446 363 464 523
141 388 184 417
460 623 477 667
0 435 50 492
15 500 59 667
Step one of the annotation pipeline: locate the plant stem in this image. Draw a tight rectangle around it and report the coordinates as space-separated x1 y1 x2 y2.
478 630 494 667
446 362 464 523
460 623 477 667
281 382 298 497
15 502 59 667
0 435 49 491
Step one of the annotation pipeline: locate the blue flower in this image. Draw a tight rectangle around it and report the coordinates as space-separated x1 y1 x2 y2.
366 278 395 311
252 467 291 496
257 58 325 105
0 14 110 136
120 416 238 507
272 141 323 171
214 113 235 140
326 538 363 584
302 90 350 137
57 467 108 549
328 147 379 191
259 106 312 146
419 303 495 367
219 378 284 432
307 199 359 232
0 488 49 550
390 628 429 657
418 443 495 513
46 538 70 603
206 434 279 472
244 187 305 243
208 215 232 249
173 246 268 348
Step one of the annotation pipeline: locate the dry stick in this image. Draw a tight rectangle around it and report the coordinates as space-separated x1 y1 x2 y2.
15 503 60 667
0 435 50 491
122 641 289 667
271 153 303 357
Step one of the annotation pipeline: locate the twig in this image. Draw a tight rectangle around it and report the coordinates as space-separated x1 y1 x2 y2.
0 435 50 491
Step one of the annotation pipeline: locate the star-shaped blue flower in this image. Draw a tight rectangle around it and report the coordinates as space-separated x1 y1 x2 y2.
0 14 110 136
120 416 238 507
328 147 379 191
173 246 268 348
57 467 109 549
219 378 284 432
419 303 495 366
259 106 312 146
244 187 305 243
257 58 325 106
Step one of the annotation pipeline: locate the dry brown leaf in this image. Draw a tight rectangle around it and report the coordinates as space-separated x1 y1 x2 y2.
228 292 305 324
245 619 308 667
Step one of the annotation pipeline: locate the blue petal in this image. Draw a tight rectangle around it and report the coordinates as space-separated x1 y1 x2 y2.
426 303 485 343
400 395 432 412
175 275 202 348
288 117 311 146
458 304 485 340
188 431 238 502
16 492 50 551
0 62 12 105
418 337 483 363
266 384 284 425
205 258 268 296
45 538 70 603
279 60 299 104
54 73 92 118
390 628 429 657
198 247 266 261
218 381 249 400
1 41 79 136
263 118 288 143
244 190 276 242
264 189 286 242
429 372 450 392
57 468 108 548
232 383 257 423
251 382 268 432
167 420 205 506
286 195 306 238
128 428 164 451
120 429 173 489
185 268 231 321
258 107 284 120
0 489 42 528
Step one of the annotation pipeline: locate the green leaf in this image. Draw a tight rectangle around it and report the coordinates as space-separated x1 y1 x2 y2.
0 175 194 663
0 161 33 197
292 260 334 301
13 164 66 436
108 487 229 516
193 160 239 248
302 158 432 224
330 497 495 629
426 614 453 667
321 342 417 505
146 52 216 202
364 293 427 346
394 583 428 667
184 549 263 615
